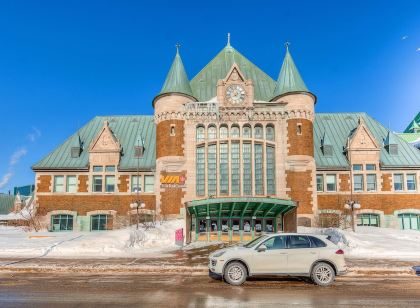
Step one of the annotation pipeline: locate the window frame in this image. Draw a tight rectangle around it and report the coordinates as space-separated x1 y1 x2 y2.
393 173 404 191
353 174 364 192
326 174 336 192
144 175 155 193
316 174 324 192
366 174 377 192
53 175 65 193
66 175 77 193
406 174 417 191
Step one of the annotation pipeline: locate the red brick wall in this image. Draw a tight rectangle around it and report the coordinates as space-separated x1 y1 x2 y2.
339 174 350 191
156 120 184 158
78 175 88 193
381 173 392 191
318 194 420 215
283 208 297 232
118 175 129 192
37 175 51 193
287 118 314 157
286 170 313 214
159 171 186 216
37 194 156 216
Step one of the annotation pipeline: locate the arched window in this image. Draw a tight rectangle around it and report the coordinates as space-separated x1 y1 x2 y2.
231 125 240 138
219 125 228 139
208 125 217 140
357 213 380 227
398 213 419 230
266 124 275 141
196 125 205 142
254 124 263 139
51 214 74 231
242 124 252 138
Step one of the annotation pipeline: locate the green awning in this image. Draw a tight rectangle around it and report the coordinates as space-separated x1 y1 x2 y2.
186 197 295 219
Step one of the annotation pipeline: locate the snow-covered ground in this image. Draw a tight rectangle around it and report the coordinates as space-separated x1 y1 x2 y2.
299 226 420 261
0 220 185 258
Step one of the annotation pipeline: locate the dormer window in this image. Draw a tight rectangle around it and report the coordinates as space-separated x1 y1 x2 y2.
387 144 398 155
322 145 333 156
71 147 81 158
134 146 144 158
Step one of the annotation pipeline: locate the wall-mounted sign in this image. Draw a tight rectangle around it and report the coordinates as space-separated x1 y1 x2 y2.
160 175 186 188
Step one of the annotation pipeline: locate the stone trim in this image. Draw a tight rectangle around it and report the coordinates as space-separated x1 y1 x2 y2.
393 208 420 215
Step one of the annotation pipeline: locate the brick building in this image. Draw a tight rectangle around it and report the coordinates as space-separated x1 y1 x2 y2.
32 41 420 240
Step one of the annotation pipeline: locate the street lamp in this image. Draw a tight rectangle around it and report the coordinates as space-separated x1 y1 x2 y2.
344 200 361 232
130 200 146 230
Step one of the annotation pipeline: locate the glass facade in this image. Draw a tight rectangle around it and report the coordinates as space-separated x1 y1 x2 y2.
242 143 252 195
254 143 263 195
207 144 217 195
196 146 205 196
266 145 276 195
231 142 240 195
219 143 229 194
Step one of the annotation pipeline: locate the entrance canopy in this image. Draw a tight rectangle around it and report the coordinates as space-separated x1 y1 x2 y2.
186 197 296 219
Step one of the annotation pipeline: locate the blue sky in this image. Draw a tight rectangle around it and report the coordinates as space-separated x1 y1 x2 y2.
0 0 419 193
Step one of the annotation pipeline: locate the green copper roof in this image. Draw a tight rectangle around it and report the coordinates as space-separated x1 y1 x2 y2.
273 46 308 98
404 112 420 133
0 195 14 215
397 132 420 144
384 130 398 146
314 113 420 169
33 116 156 170
321 131 332 146
190 45 276 101
159 48 193 97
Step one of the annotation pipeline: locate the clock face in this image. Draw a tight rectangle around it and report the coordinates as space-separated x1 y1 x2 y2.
226 85 246 105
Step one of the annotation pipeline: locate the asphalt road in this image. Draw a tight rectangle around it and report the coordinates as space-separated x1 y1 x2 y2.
1 271 420 307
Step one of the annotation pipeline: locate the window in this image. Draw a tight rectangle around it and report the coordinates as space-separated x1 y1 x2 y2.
242 143 252 195
144 175 154 193
353 174 364 191
231 142 240 195
353 164 363 171
242 125 252 138
219 143 229 194
91 214 112 231
93 166 103 172
196 147 205 196
316 175 324 192
254 143 263 195
105 165 115 172
288 235 311 248
266 125 275 141
407 174 417 191
92 175 103 192
66 176 77 193
357 213 380 227
262 236 286 250
51 214 73 231
297 124 302 135
196 126 205 142
254 124 263 139
219 125 228 139
265 219 274 232
208 144 217 195
367 174 377 191
231 125 240 138
170 124 176 136
326 174 336 192
208 125 217 140
398 213 419 230
366 164 376 171
131 175 142 193
105 175 115 192
309 236 327 247
53 176 64 193
266 145 276 195
394 174 404 191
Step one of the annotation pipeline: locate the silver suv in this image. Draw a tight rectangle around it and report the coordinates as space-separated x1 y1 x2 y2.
209 233 346 286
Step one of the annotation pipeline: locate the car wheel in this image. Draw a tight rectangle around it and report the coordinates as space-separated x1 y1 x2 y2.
311 262 335 286
223 261 247 286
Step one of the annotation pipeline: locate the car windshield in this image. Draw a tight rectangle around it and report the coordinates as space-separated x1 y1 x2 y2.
244 235 269 248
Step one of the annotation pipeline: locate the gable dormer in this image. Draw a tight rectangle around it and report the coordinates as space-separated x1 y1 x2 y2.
345 117 380 164
216 63 254 107
89 120 121 166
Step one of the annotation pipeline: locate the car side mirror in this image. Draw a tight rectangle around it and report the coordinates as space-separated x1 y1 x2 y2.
257 244 267 252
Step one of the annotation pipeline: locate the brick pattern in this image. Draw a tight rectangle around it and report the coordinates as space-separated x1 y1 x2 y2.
159 171 186 215
156 120 184 158
37 175 51 193
318 194 420 215
78 175 89 193
381 173 392 191
286 170 313 215
287 118 314 157
283 208 297 232
339 174 350 191
37 194 156 216
118 175 129 192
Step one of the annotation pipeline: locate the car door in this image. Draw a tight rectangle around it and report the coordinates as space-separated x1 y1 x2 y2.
286 235 319 274
250 235 288 274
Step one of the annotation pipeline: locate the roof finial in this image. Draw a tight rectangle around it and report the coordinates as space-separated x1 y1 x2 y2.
285 41 290 51
175 43 181 55
227 33 231 47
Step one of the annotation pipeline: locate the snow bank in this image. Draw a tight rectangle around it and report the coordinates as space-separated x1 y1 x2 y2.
0 220 185 258
299 226 420 260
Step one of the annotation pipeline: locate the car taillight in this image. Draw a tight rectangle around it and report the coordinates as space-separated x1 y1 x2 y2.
335 249 344 255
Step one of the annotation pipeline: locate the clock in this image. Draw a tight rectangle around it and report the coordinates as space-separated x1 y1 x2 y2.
226 84 246 105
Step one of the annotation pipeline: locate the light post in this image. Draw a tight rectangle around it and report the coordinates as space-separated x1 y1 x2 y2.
344 200 361 232
130 200 145 230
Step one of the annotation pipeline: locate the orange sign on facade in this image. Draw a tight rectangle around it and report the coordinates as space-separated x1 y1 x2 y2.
160 175 186 188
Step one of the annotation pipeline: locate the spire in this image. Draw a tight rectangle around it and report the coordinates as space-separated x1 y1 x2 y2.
227 33 231 47
384 130 398 146
272 42 308 98
159 44 194 97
